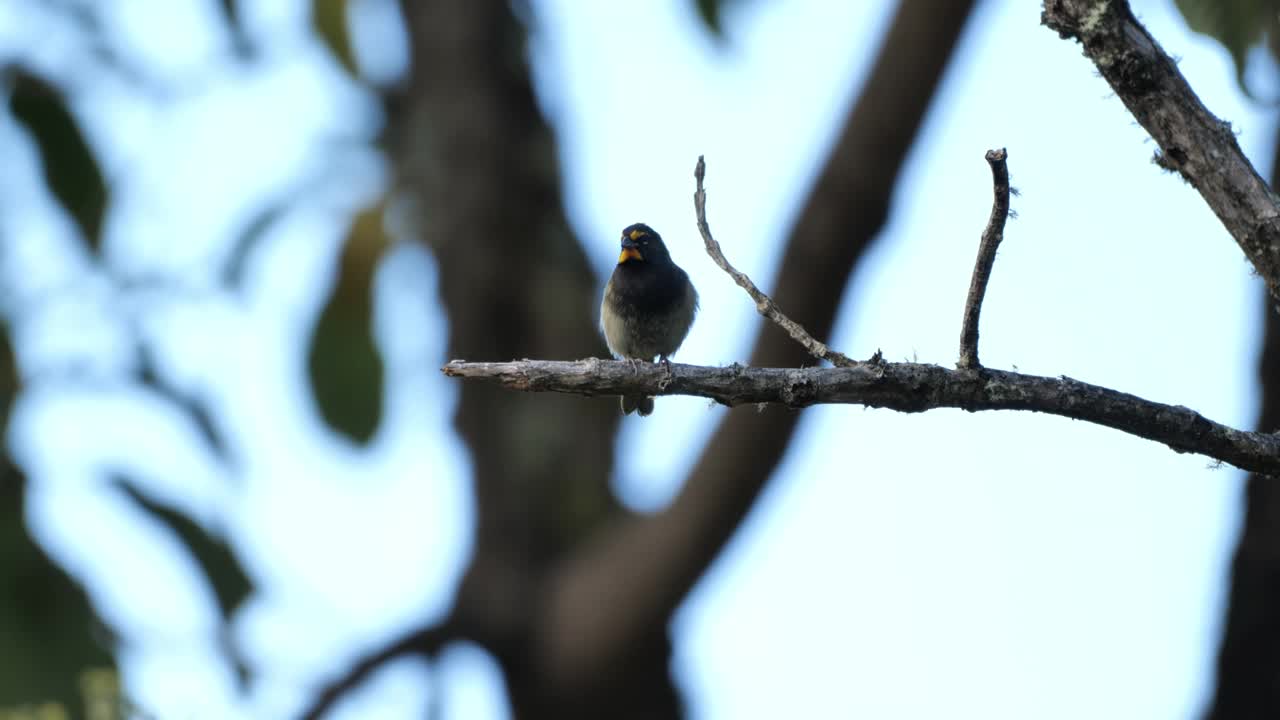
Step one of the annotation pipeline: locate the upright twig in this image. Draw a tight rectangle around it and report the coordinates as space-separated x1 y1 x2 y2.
694 156 857 367
958 148 1011 369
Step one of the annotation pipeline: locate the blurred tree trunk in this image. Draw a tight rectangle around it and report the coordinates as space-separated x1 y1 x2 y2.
389 2 649 716
1203 125 1280 719
384 0 975 716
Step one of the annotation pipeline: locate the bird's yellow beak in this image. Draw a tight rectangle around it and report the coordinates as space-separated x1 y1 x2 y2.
618 247 643 263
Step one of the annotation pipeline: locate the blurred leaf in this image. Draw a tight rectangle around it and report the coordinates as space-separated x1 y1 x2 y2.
691 0 742 39
217 0 254 57
307 203 389 445
113 477 252 621
8 70 109 255
223 202 287 290
313 0 359 76
219 0 239 25
1173 0 1279 99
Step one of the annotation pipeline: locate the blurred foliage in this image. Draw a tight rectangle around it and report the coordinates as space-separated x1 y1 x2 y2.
218 0 239 27
0 667 128 720
111 478 251 624
215 0 253 57
692 0 743 39
8 70 109 255
136 344 235 469
0 325 17 457
1174 0 1280 99
307 202 390 445
111 474 253 689
0 325 117 711
313 0 359 76
0 0 397 711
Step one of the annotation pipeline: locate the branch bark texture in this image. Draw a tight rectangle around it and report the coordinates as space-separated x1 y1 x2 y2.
445 358 1280 476
1042 0 1280 304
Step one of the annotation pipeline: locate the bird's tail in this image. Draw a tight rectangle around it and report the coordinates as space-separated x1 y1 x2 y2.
621 395 655 417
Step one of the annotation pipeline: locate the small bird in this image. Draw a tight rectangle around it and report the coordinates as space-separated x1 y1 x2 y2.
601 222 698 416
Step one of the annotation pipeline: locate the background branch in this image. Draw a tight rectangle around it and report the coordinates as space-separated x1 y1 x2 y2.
1042 0 1280 304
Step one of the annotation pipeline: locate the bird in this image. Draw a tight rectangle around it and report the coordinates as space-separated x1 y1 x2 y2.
600 222 698 416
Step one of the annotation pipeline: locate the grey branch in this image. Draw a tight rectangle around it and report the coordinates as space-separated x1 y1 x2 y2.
958 148 1010 369
445 149 1278 476
444 358 1280 475
1042 0 1280 304
693 156 857 367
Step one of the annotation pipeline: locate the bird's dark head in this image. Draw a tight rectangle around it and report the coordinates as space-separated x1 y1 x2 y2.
617 223 671 266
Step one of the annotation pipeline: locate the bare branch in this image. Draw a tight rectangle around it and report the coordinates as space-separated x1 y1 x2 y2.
958 148 1011 369
1042 0 1280 303
693 156 857 367
444 358 1280 475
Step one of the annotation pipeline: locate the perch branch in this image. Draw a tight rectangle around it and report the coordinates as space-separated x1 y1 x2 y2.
1042 0 1280 304
443 358 1280 475
958 148 1010 369
693 156 857 367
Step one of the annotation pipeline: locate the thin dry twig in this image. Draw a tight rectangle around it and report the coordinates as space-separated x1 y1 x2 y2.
958 148 1011 369
693 156 857 367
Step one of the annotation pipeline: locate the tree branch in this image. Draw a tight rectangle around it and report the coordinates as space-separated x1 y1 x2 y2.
958 148 1010 369
1042 0 1280 304
444 358 1280 475
693 156 856 367
446 144 1278 478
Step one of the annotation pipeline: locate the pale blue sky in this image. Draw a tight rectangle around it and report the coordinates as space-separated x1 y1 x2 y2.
0 0 1271 718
